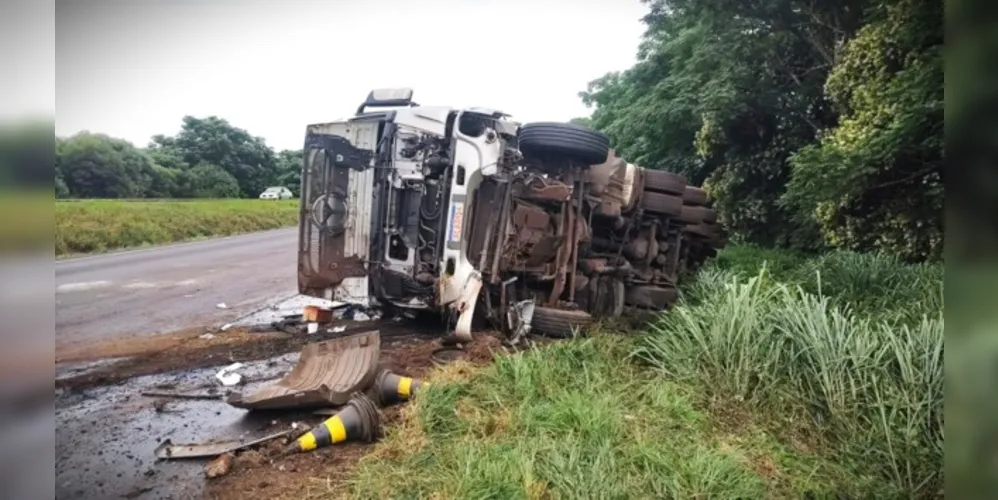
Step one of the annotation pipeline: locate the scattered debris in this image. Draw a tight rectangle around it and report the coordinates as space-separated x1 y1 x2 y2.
306 322 319 335
227 331 380 410
216 303 228 309
271 315 304 335
303 305 334 324
216 363 245 387
154 429 293 460
330 326 346 333
141 390 222 401
204 453 235 478
121 486 154 499
199 333 216 340
286 393 382 454
220 323 233 332
353 311 371 322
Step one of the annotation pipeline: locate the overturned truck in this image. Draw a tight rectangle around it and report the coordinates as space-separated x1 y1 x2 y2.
297 88 726 342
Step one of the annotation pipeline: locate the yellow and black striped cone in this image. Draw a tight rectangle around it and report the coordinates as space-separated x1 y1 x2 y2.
371 369 424 406
288 393 381 453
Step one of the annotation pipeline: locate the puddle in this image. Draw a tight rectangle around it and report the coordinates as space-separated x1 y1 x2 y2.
55 353 304 499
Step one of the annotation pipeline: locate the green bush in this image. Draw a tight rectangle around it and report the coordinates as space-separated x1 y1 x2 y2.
635 269 943 496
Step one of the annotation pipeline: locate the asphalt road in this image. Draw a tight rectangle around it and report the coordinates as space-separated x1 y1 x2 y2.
55 228 299 352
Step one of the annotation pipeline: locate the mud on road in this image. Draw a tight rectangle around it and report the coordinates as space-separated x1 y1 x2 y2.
55 319 502 500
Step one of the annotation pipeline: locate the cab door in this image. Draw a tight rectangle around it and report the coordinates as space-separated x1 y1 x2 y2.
297 119 380 305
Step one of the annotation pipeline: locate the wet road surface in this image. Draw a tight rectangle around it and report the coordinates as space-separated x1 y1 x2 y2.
55 352 302 500
56 228 299 351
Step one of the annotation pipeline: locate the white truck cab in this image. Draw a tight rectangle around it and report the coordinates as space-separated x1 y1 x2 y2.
297 88 519 341
298 88 726 343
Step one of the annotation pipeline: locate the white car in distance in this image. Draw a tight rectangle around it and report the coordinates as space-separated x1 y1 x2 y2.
259 186 294 200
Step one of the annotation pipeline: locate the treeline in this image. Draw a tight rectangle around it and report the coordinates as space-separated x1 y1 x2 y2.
55 116 302 199
579 0 942 262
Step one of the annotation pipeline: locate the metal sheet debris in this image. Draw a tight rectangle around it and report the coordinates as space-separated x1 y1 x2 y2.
141 391 221 400
153 429 292 460
226 330 380 410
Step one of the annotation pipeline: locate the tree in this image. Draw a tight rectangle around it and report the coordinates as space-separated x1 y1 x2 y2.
274 149 303 196
783 0 943 261
569 116 594 129
187 163 241 198
57 132 156 198
150 116 279 197
581 0 868 251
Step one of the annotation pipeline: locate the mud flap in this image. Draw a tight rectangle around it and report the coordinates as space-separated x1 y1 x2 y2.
226 330 380 411
445 272 483 344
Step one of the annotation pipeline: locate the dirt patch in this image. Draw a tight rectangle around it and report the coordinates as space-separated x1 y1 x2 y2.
56 320 433 391
56 327 228 364
204 333 504 500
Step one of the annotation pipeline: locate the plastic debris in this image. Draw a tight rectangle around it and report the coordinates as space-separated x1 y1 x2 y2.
306 322 319 334
199 333 216 340
330 326 346 333
216 362 245 386
220 323 233 332
216 303 228 309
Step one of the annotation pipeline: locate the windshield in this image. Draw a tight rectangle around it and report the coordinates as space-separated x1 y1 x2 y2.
263 187 283 193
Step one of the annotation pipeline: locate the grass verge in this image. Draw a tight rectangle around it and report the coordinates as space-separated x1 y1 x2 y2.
323 247 943 499
55 199 299 256
343 338 863 499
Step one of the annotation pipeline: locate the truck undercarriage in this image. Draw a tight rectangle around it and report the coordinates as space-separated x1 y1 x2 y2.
297 89 726 343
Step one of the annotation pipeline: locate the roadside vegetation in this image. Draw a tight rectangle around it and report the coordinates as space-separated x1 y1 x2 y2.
334 247 942 499
55 199 299 256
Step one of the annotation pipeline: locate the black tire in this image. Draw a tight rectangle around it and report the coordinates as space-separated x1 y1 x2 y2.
624 285 678 310
531 307 593 338
683 186 708 206
685 222 718 239
518 122 610 167
641 191 683 217
675 205 707 225
702 208 717 224
643 169 687 195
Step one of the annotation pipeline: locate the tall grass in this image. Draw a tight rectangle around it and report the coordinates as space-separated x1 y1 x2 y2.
55 199 300 255
326 247 943 498
705 246 943 324
635 267 944 496
343 338 867 499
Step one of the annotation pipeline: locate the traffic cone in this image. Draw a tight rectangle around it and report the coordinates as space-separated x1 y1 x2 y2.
287 393 381 453
371 370 425 406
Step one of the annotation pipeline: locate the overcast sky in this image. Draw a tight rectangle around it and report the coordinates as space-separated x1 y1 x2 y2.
55 0 649 151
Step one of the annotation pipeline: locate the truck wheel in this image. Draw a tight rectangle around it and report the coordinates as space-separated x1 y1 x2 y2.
684 223 718 239
530 307 593 338
683 186 708 206
624 285 678 310
702 208 718 224
675 205 707 225
518 122 610 167
643 169 687 195
641 191 683 217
